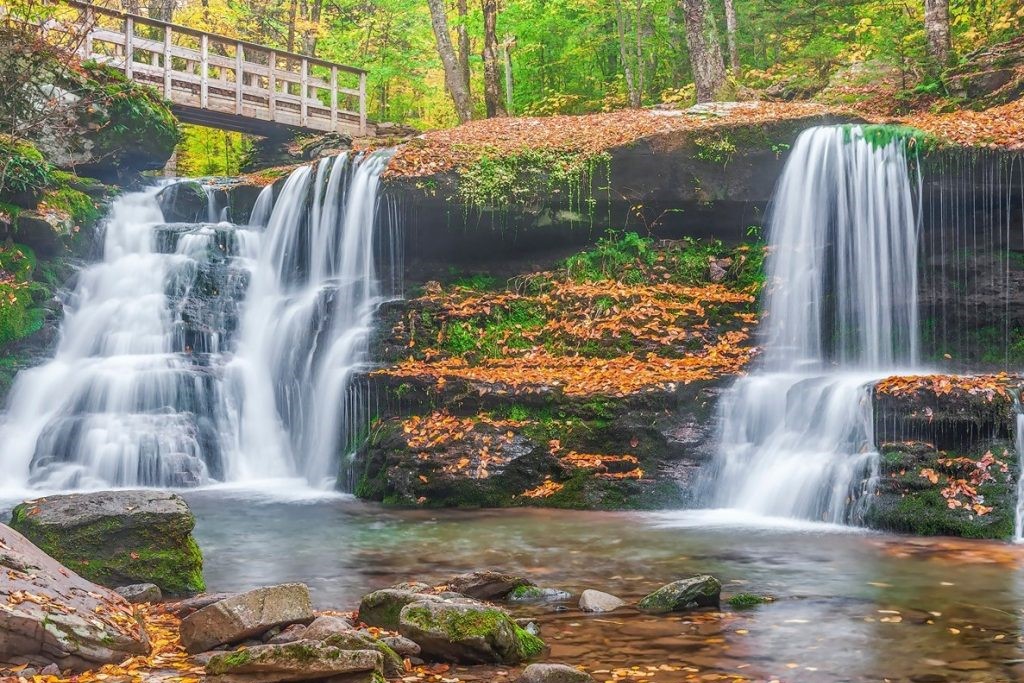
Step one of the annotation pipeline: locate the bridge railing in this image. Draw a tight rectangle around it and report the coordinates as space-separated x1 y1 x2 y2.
53 0 368 135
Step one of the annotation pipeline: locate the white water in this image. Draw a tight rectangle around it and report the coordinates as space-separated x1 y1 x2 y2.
0 152 396 495
707 126 921 524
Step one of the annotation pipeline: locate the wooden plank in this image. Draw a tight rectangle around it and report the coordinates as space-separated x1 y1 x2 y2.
330 65 338 131
235 43 244 115
124 17 134 78
163 26 172 96
268 51 277 118
200 34 209 109
358 71 367 135
300 58 308 127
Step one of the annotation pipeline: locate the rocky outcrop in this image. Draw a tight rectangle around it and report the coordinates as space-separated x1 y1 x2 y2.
9 490 205 596
0 523 150 671
444 571 535 601
205 641 384 683
398 598 545 665
180 583 315 653
115 583 163 604
637 575 721 613
945 36 1024 110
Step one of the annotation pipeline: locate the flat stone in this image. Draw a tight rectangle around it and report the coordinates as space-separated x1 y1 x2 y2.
0 523 150 671
322 631 403 676
303 616 355 640
637 575 721 614
180 583 315 654
115 583 162 604
398 599 544 665
444 571 535 600
205 640 383 683
9 490 204 596
167 593 236 618
380 635 420 657
578 590 625 613
518 663 596 683
508 586 572 604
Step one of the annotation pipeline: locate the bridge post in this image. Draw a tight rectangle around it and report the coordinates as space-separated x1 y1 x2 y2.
163 26 172 97
125 17 134 79
269 51 277 119
359 72 367 136
200 34 209 109
235 42 244 115
300 58 309 127
330 66 338 132
82 7 94 59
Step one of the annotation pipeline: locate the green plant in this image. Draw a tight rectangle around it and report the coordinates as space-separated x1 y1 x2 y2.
728 593 770 608
694 135 738 166
564 231 655 282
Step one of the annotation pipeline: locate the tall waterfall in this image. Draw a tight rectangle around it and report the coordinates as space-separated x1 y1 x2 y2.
0 152 398 495
707 126 921 523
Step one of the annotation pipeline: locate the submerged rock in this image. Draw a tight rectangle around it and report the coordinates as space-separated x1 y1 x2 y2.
508 586 573 604
9 490 205 596
180 583 315 654
115 583 163 604
0 523 150 671
578 590 625 613
637 575 721 614
398 599 545 665
445 571 535 600
518 663 596 683
205 640 383 683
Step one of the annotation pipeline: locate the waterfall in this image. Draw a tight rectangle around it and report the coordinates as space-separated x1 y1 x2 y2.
0 152 398 495
706 126 921 523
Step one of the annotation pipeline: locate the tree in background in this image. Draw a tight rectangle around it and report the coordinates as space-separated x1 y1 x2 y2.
682 0 726 102
426 0 474 122
482 0 506 116
924 0 952 69
723 0 739 74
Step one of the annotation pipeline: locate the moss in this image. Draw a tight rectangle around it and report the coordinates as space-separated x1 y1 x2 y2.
218 648 253 669
405 604 545 662
728 593 769 608
0 136 54 201
513 623 545 659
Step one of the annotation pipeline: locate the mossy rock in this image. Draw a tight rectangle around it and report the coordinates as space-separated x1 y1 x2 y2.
10 490 205 596
357 588 440 631
637 575 721 614
398 599 545 665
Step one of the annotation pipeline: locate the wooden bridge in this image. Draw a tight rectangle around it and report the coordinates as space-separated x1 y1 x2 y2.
65 0 369 137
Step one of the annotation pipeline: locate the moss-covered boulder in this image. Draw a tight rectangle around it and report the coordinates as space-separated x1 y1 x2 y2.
637 575 721 614
357 586 442 631
205 641 384 683
398 599 545 665
9 490 205 596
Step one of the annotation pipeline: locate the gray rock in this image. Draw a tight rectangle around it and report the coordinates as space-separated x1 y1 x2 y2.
157 181 214 223
445 571 535 600
40 664 60 676
9 490 205 596
398 599 544 665
115 583 162 604
167 593 236 618
266 623 308 644
357 587 441 630
0 523 151 671
518 663 596 683
180 583 315 654
508 586 572 604
205 640 383 683
302 615 355 640
321 631 404 676
380 635 420 657
578 590 625 613
637 575 721 614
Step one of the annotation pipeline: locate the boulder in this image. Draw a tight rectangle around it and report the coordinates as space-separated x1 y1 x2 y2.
357 586 441 630
637 575 721 614
158 181 214 223
167 592 237 618
9 490 205 596
115 583 163 604
578 590 625 613
380 635 420 658
398 599 544 665
303 616 355 640
180 583 315 654
518 663 596 683
205 641 383 683
508 586 572 604
321 632 404 676
445 571 535 601
0 523 150 671
12 210 64 257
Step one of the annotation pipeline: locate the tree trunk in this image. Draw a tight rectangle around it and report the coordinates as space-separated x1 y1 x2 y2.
482 0 505 116
723 0 739 74
146 0 175 21
614 0 640 107
501 35 515 115
457 0 471 94
924 0 952 69
286 0 298 53
682 0 726 103
426 0 474 122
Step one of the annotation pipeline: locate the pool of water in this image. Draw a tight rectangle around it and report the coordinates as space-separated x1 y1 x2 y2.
180 487 1024 683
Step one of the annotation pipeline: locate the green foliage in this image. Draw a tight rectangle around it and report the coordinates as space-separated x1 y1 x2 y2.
564 231 655 282
694 135 738 166
0 137 54 199
449 271 500 291
0 244 46 346
442 300 546 359
842 124 939 154
177 124 255 177
728 593 769 608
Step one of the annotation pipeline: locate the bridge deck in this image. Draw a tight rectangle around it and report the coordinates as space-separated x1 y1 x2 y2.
65 0 369 137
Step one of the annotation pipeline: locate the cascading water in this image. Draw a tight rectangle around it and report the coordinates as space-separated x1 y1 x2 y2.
0 151 398 495
706 125 922 523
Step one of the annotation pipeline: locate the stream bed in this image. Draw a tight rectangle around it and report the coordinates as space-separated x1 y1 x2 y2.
184 487 1024 683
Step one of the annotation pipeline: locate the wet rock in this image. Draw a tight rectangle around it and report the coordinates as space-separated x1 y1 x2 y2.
158 182 214 223
115 583 162 604
398 599 545 665
445 571 535 600
167 593 237 618
266 623 309 644
637 575 721 614
321 632 404 676
302 616 356 640
180 583 315 654
12 210 65 257
205 640 383 683
0 523 150 671
508 586 572 604
357 586 441 630
302 133 353 160
380 635 420 657
9 490 205 596
578 590 625 613
518 663 596 683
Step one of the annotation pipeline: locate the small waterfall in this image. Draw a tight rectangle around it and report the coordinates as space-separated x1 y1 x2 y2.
0 152 398 493
706 126 921 523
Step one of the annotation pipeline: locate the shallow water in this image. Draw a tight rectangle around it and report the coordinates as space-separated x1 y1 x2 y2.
183 488 1024 683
